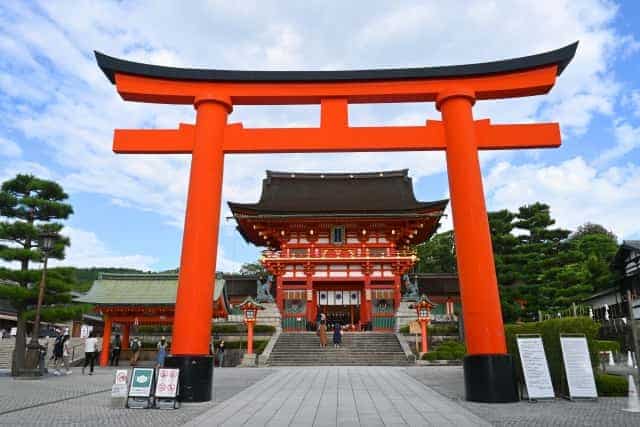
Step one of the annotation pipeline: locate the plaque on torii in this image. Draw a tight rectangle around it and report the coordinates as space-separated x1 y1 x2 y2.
95 42 577 403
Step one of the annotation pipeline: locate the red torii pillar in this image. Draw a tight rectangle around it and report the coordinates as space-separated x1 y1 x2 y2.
95 42 577 403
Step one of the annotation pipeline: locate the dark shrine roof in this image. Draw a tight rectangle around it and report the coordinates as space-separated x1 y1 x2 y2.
95 42 577 84
228 169 448 217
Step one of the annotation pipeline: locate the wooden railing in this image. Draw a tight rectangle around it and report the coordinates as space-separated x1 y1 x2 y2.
263 247 416 260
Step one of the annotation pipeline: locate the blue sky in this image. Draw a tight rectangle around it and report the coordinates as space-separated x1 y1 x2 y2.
1 1 640 272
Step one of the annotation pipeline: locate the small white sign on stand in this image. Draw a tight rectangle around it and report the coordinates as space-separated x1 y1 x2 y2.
516 335 555 400
111 369 129 408
154 368 180 409
560 335 598 400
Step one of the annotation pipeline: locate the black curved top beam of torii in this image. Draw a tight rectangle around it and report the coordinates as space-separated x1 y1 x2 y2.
95 42 578 84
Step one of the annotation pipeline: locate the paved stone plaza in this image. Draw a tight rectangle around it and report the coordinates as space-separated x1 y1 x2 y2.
1 366 639 426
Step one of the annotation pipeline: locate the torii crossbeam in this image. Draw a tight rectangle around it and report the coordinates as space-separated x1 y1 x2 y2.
96 42 577 403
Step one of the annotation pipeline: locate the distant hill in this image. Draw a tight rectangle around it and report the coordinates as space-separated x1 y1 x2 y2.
71 267 147 293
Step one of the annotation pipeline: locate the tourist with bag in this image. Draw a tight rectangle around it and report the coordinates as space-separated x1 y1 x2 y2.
81 332 98 375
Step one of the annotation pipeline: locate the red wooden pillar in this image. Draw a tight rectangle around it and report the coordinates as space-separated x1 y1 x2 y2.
393 274 401 311
420 319 428 353
171 96 231 356
306 275 315 323
99 315 112 367
121 323 130 350
247 322 254 355
438 89 517 402
437 90 506 355
361 274 371 325
276 274 284 312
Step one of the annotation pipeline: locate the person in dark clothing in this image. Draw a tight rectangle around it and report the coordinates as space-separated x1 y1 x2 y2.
333 325 342 348
110 334 121 366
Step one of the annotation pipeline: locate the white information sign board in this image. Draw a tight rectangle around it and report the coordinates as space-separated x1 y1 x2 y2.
155 369 179 398
560 336 597 399
128 368 155 398
516 336 555 400
111 369 129 398
10 327 17 336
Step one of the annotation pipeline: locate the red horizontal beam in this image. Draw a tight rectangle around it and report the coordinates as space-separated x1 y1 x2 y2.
114 65 558 106
113 123 194 154
112 120 559 154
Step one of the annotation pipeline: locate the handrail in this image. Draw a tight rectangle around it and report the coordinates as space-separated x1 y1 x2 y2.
263 247 416 260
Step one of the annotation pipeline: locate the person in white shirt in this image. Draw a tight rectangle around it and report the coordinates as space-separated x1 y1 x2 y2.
82 332 99 375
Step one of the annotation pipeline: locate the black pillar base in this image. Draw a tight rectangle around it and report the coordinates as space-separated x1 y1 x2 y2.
463 354 519 403
164 355 213 402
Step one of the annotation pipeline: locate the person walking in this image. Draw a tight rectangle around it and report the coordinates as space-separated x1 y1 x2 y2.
156 336 168 368
217 340 225 368
333 324 342 348
318 321 328 348
54 334 72 375
130 337 141 366
82 331 98 375
110 334 121 366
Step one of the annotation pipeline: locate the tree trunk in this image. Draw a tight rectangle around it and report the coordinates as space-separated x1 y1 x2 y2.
11 312 26 376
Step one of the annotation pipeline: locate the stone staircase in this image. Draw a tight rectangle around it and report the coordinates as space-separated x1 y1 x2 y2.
0 339 14 370
268 332 410 366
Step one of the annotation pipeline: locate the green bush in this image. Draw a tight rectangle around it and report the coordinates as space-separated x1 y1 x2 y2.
595 374 628 397
595 340 620 354
505 316 600 395
138 325 172 334
400 323 458 335
421 340 465 361
254 325 276 333
212 323 243 333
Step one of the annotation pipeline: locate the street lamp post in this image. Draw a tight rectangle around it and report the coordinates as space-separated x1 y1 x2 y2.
410 295 435 354
28 232 57 348
236 297 264 356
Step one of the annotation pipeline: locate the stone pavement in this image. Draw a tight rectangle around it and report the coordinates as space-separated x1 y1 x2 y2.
2 365 640 426
0 367 273 426
187 367 488 426
406 366 640 427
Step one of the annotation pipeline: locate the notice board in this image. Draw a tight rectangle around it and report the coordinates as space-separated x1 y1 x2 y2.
128 368 155 398
560 335 597 399
516 335 555 400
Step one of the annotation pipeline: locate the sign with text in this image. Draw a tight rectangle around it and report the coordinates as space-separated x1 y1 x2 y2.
111 369 129 398
516 335 554 400
128 368 155 398
155 369 179 398
409 321 421 335
560 336 597 399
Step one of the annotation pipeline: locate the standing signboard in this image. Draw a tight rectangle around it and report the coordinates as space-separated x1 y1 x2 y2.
560 335 598 400
409 321 421 353
154 368 180 409
516 335 555 400
111 369 129 408
127 367 155 409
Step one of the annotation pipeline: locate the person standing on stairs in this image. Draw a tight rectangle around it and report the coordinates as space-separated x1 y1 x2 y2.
318 321 328 348
333 324 342 348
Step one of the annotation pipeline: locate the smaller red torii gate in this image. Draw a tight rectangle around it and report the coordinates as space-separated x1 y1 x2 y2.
96 42 577 403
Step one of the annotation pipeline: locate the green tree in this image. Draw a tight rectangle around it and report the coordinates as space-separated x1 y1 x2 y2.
239 261 267 277
415 230 457 273
0 174 73 374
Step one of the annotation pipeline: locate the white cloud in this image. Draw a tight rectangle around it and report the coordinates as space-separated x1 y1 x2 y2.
49 227 158 270
484 157 640 239
0 136 22 158
0 1 638 266
595 122 640 165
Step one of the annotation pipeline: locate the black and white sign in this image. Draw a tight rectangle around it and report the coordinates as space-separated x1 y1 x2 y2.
516 336 555 400
560 336 597 399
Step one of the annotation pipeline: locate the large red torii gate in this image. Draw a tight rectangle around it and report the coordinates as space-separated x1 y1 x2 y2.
95 42 577 403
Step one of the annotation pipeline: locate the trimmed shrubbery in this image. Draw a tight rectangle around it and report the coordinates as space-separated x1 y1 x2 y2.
595 374 628 397
400 323 458 335
421 340 465 361
505 316 600 395
211 323 276 334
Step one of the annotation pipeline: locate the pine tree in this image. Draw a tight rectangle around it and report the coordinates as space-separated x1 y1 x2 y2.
0 174 73 374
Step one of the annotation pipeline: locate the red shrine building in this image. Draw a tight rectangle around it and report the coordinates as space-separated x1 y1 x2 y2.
229 170 448 331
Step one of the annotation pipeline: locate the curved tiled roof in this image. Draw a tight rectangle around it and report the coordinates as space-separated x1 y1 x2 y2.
229 169 448 216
